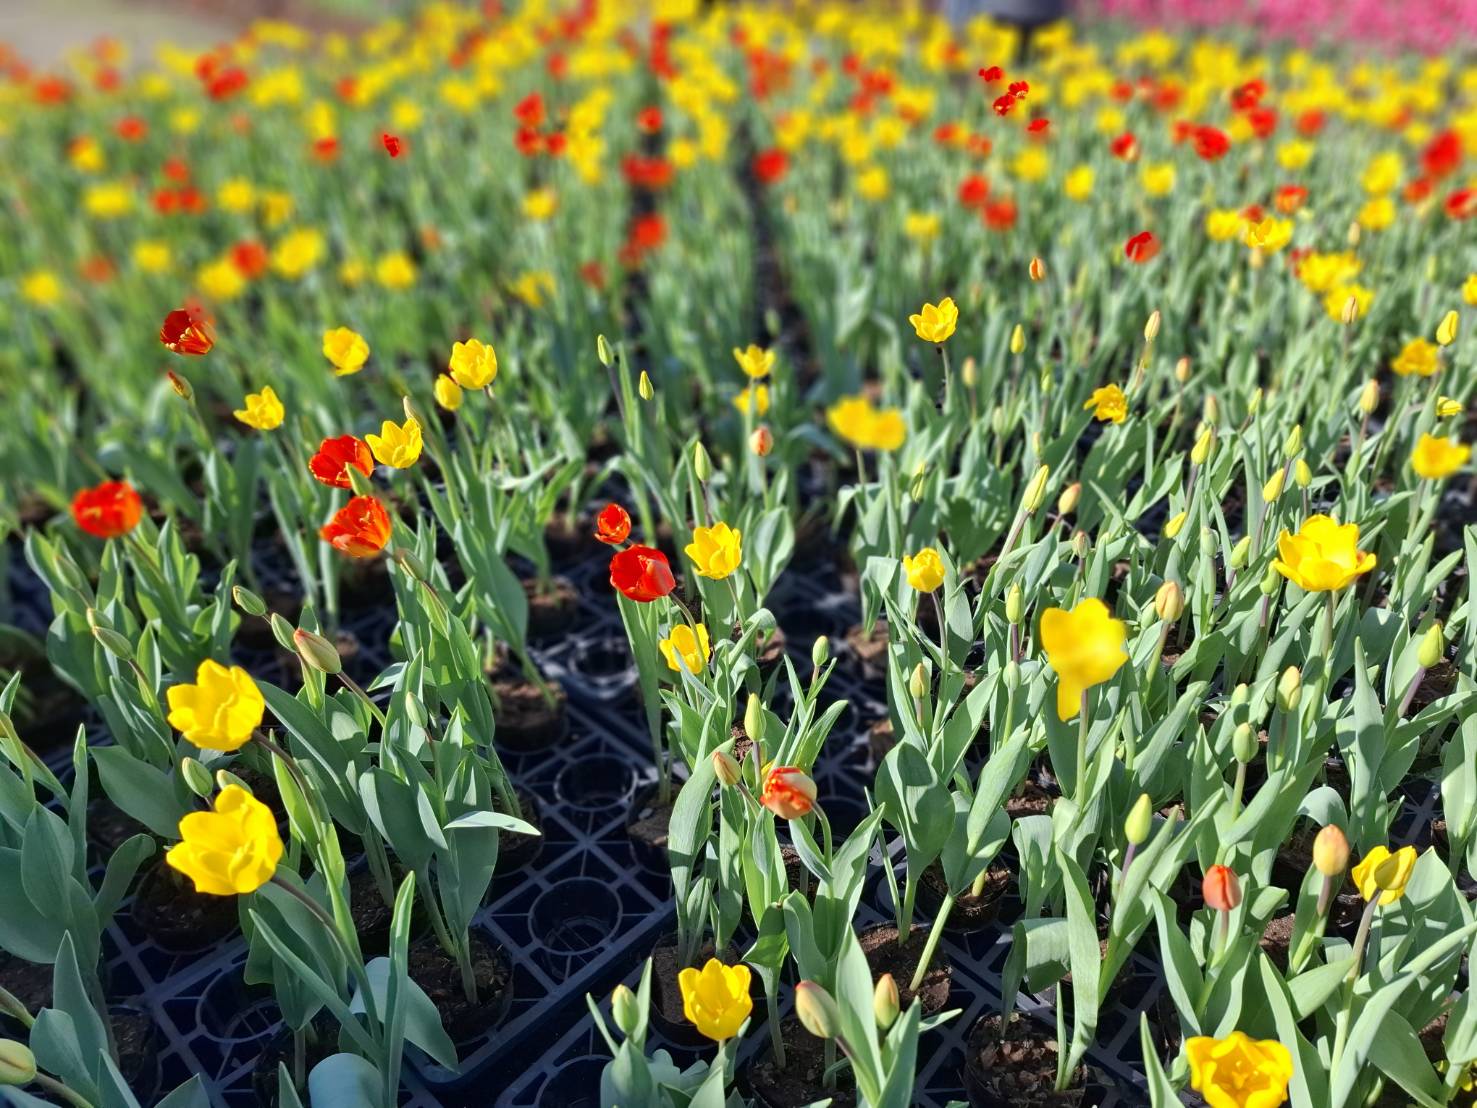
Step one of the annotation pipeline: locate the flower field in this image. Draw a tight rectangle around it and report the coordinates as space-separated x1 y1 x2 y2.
2 1 1477 1106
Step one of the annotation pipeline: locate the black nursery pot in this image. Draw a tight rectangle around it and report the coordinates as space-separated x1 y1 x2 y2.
497 787 546 872
645 933 739 1049
112 1004 163 1104
130 858 241 952
523 576 580 641
744 1016 859 1108
408 931 514 1046
963 1012 1087 1108
917 862 1013 932
626 781 680 872
490 673 570 753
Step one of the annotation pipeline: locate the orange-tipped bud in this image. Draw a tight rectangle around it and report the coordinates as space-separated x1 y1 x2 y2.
1202 864 1242 912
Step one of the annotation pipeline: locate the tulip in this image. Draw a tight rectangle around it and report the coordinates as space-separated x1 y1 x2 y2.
1203 864 1242 912
1436 396 1463 418
234 386 284 431
365 417 422 469
873 974 899 1030
733 383 770 416
732 344 775 379
321 326 369 375
1391 337 1439 377
908 297 958 343
1410 433 1470 480
760 765 816 820
166 785 283 896
1313 825 1350 877
594 503 631 545
167 660 265 752
320 495 393 558
609 545 675 602
659 622 711 676
902 547 945 593
71 479 143 539
794 981 840 1039
448 337 497 390
1351 845 1417 906
1021 464 1051 513
1186 1031 1294 1108
0 1040 36 1086
1125 793 1153 846
1358 379 1380 415
1436 310 1459 346
1028 256 1045 282
433 375 463 411
159 307 214 355
1084 383 1128 423
638 371 654 401
611 984 640 1037
1154 581 1184 622
1039 598 1128 721
1418 622 1445 669
1057 482 1081 515
744 693 766 744
676 959 752 1042
712 750 742 788
1272 515 1376 592
750 426 773 456
292 628 343 675
826 394 906 452
685 522 742 580
308 435 374 489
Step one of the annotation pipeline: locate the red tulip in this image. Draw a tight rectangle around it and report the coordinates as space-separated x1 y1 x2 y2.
308 435 374 489
320 495 392 558
382 133 403 158
1110 132 1139 161
595 504 632 545
753 148 788 185
610 544 675 602
159 307 214 356
71 480 143 539
1124 231 1159 265
1192 125 1230 161
977 65 1004 83
761 766 816 820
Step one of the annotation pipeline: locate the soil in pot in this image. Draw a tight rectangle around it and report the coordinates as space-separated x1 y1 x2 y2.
627 781 679 869
113 1007 162 1100
498 788 545 872
1006 779 1057 822
649 936 741 1048
522 576 580 640
919 862 1012 931
867 718 896 766
858 923 951 1015
408 932 512 1044
489 671 569 753
964 1011 1087 1108
844 620 890 680
131 859 240 951
250 1015 338 1106
745 1016 858 1108
0 955 52 1019
1259 913 1296 972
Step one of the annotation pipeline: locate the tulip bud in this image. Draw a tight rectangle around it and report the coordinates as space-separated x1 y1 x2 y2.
233 585 267 617
990 405 1007 437
215 768 250 793
0 1040 36 1086
1347 220 1361 247
597 334 614 368
1010 324 1025 355
909 463 927 502
1057 482 1080 516
1436 310 1459 347
1028 256 1046 282
181 756 215 798
712 750 742 788
1021 464 1050 513
1261 468 1284 503
402 394 428 429
1164 511 1187 539
1175 356 1191 383
1191 425 1215 466
1154 580 1184 622
1006 583 1024 625
1202 394 1219 425
1340 294 1360 326
744 693 766 744
1230 535 1251 570
1004 659 1021 690
1233 723 1258 764
166 369 193 400
1247 388 1262 416
1293 458 1311 488
750 426 773 457
811 636 830 668
1125 792 1153 845
874 973 900 1030
293 628 343 675
611 983 640 1036
961 357 978 388
1071 530 1090 559
89 622 135 662
1312 825 1350 877
1144 309 1161 343
1202 864 1242 911
434 374 463 411
1260 562 1281 596
1418 622 1445 669
795 981 841 1039
395 548 428 581
1282 424 1302 459
1230 682 1249 710
1358 378 1379 415
638 370 654 400
692 441 712 482
909 663 928 700
1277 665 1302 712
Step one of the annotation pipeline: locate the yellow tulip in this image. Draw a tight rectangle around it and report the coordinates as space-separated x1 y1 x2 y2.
1464 273 1477 307
1272 515 1376 592
1392 337 1440 377
375 251 417 290
732 345 775 380
902 547 945 593
449 338 498 390
677 958 752 1042
1351 844 1418 906
1436 310 1459 347
1411 433 1470 480
322 327 369 376
166 785 283 896
733 383 770 416
659 622 711 675
1436 396 1463 419
234 386 284 431
1084 383 1128 424
826 395 906 452
434 375 463 411
366 417 422 469
1039 598 1128 721
686 522 742 580
1186 1031 1295 1108
166 660 264 752
908 297 958 344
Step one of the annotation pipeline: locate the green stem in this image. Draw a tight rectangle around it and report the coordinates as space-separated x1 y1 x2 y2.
32 1073 96 1108
1074 690 1090 804
909 896 953 993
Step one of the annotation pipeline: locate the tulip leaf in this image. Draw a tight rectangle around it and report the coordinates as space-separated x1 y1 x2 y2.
307 1053 382 1108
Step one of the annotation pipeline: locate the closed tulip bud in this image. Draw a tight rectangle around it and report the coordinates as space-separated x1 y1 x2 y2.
1039 368 1053 393
1230 535 1251 570
1312 825 1350 876
1359 379 1380 415
1230 682 1250 710
909 662 928 700
638 371 654 401
1175 356 1191 383
1004 659 1021 689
433 375 463 411
910 463 927 502
1021 464 1050 513
233 585 267 617
1071 530 1090 558
1202 864 1242 911
181 756 215 798
1057 482 1081 515
1010 324 1025 355
712 750 742 788
1144 309 1161 342
269 613 297 652
1233 723 1258 764
1261 469 1284 503
693 441 712 482
90 622 135 662
991 405 1007 437
1154 580 1184 621
1293 459 1311 488
750 426 773 457
811 636 830 668
214 768 250 793
166 369 193 400
597 334 614 368
1347 220 1361 247
1277 666 1302 712
293 628 343 675
1006 583 1024 624
1247 388 1262 416
1283 424 1302 459
401 395 427 430
1125 792 1154 845
611 984 640 1036
1437 310 1459 347
1191 425 1215 465
1164 511 1187 539
1341 294 1361 326
744 693 766 744
795 981 841 1040
1260 562 1281 596
1203 394 1219 425
0 1040 36 1086
874 973 900 1029
1418 622 1445 669
961 357 977 388
1028 256 1046 282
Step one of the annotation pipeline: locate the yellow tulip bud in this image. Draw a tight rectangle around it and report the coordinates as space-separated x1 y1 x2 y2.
1347 220 1361 248
693 441 712 482
1312 825 1350 877
1164 511 1187 539
1154 580 1184 622
1071 530 1090 558
1294 459 1311 488
1175 356 1191 383
1125 792 1153 845
1358 379 1380 415
961 356 977 388
1144 309 1161 343
1436 310 1459 347
1230 535 1251 569
795 982 840 1040
597 334 614 368
1021 464 1050 514
1191 425 1215 466
1248 388 1263 416
433 374 463 411
712 750 742 788
1232 723 1258 764
638 370 654 400
744 693 766 744
0 1041 37 1086
1341 294 1361 326
874 974 900 1030
1283 424 1302 459
1262 469 1285 503
1277 666 1302 712
1203 394 1219 425
1057 482 1081 516
611 984 640 1036
1010 324 1025 355
812 636 830 668
909 663 928 700
1418 622 1445 669
1006 583 1024 625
